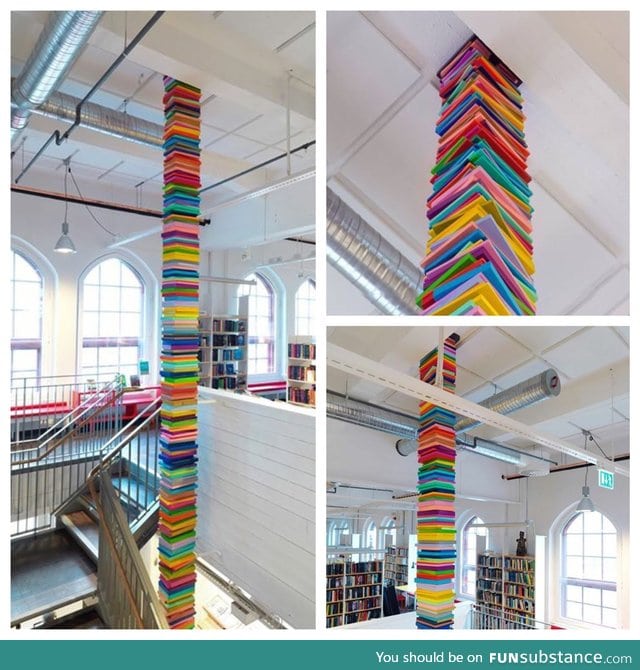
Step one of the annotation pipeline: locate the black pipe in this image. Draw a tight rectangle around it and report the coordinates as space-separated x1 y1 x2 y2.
11 184 210 225
200 140 316 193
285 236 315 246
14 12 165 183
502 453 629 481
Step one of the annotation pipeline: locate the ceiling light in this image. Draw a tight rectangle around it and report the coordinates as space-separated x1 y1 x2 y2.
576 485 595 513
54 161 76 254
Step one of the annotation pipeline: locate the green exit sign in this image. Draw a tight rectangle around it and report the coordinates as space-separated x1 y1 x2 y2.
598 469 615 490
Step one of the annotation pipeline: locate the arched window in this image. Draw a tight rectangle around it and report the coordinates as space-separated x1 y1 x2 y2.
363 519 377 550
328 519 351 547
238 273 275 375
81 258 144 382
10 251 43 381
561 511 617 627
460 516 487 597
295 279 315 336
380 517 397 549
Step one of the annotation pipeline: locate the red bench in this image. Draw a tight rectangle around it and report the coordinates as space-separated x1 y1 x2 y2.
10 401 70 419
247 381 287 400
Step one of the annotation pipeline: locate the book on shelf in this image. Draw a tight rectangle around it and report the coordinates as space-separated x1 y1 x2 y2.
198 296 248 392
325 560 383 627
287 337 316 408
475 550 536 630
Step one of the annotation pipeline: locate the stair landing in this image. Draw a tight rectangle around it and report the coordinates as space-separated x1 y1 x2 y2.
11 530 97 626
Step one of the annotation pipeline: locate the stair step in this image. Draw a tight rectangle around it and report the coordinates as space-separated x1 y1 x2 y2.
60 511 99 563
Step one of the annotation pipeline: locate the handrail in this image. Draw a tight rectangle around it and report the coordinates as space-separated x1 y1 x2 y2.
12 377 121 452
467 602 553 630
89 473 168 628
11 384 125 467
87 397 161 480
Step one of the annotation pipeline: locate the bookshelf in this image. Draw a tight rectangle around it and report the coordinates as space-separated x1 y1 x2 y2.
287 338 316 408
198 296 248 392
326 560 383 627
384 546 408 586
476 551 535 629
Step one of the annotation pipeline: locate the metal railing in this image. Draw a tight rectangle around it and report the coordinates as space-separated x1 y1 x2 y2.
82 397 161 530
89 473 168 629
10 374 122 444
466 603 552 630
10 379 128 537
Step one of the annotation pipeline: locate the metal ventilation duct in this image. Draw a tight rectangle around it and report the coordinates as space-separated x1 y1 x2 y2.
11 11 104 139
456 369 561 433
327 369 561 457
326 188 422 315
32 90 163 147
326 392 418 439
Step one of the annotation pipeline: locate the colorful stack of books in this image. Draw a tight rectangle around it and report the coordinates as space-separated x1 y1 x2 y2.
417 37 536 315
416 334 459 629
159 77 201 629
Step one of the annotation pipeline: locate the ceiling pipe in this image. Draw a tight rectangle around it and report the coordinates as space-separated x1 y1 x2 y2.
328 368 560 456
25 89 163 146
326 187 422 315
326 391 418 439
502 453 630 481
14 11 164 183
11 11 104 141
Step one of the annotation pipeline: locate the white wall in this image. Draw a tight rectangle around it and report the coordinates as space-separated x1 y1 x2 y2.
197 388 315 628
11 187 161 382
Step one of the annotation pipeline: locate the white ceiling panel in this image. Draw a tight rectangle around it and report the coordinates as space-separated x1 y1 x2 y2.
209 134 267 160
327 11 420 164
500 326 583 356
460 328 531 380
542 328 629 379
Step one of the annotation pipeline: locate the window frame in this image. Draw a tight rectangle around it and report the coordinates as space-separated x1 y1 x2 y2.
10 250 44 383
79 257 145 383
294 278 316 337
238 272 276 377
459 515 487 599
559 511 618 629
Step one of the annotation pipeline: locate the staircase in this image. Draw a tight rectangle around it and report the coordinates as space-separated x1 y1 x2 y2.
11 389 165 629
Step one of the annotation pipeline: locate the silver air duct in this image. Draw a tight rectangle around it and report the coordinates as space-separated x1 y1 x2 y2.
456 369 560 433
327 369 561 457
11 11 104 140
326 188 422 315
326 392 418 439
31 90 163 147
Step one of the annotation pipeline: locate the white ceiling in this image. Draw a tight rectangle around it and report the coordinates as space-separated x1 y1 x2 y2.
327 325 630 463
11 11 316 235
327 11 629 316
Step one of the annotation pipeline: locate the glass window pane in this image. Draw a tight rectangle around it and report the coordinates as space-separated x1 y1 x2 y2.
565 515 583 534
100 314 120 338
565 601 582 620
120 265 140 287
14 253 39 281
566 584 582 602
566 556 583 578
565 534 582 556
84 265 101 285
100 286 121 311
603 558 617 582
84 285 99 307
121 287 142 312
602 590 617 609
601 517 616 534
13 311 38 339
12 349 38 372
584 557 602 580
602 534 617 557
583 604 601 625
583 587 602 606
120 312 140 337
82 347 98 368
583 512 604 533
83 312 100 338
602 608 617 628
100 258 122 285
119 346 139 366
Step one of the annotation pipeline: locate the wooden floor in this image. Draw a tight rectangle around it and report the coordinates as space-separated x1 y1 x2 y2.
11 530 97 625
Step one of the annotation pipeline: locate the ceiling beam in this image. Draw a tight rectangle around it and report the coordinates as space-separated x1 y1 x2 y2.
327 343 629 476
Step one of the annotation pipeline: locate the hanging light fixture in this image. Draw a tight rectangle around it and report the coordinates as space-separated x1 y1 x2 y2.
54 160 76 253
576 431 595 512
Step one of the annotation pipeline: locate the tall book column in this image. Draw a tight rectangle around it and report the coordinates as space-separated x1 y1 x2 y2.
416 334 459 629
159 77 201 629
417 36 535 315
